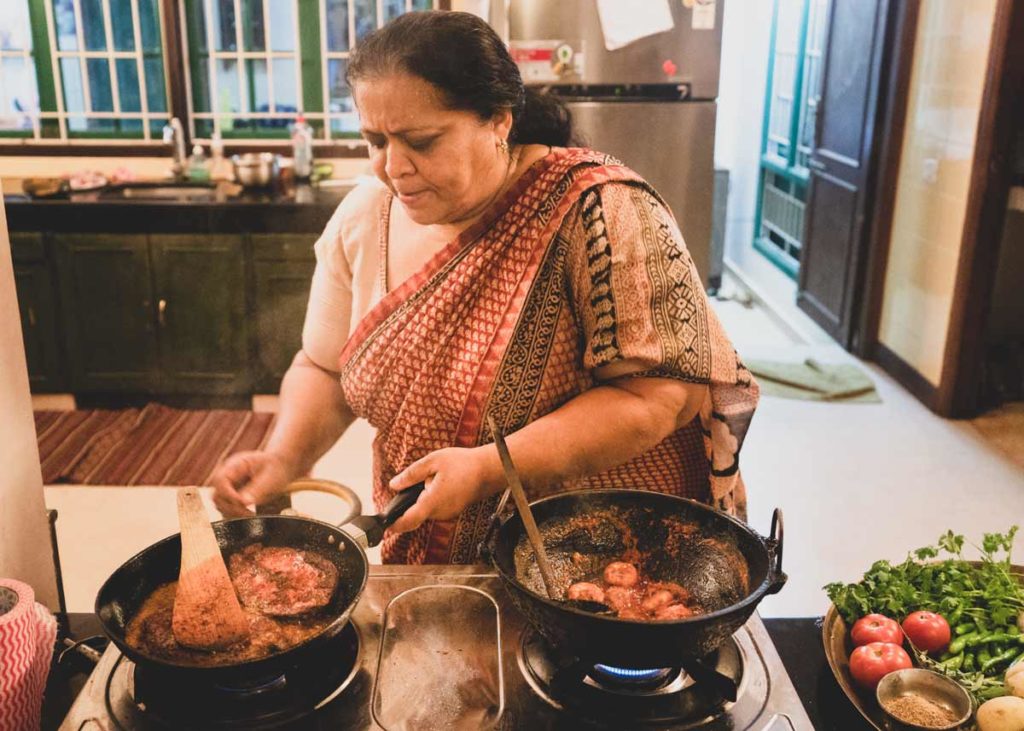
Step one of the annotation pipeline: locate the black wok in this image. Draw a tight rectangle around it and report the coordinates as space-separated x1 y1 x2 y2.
486 489 785 668
95 482 423 684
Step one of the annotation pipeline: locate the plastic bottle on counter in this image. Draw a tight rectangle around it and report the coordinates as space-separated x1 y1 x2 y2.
291 114 314 180
186 144 210 182
209 131 233 181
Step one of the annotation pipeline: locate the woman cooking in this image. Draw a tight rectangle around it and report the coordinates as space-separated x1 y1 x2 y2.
211 11 758 566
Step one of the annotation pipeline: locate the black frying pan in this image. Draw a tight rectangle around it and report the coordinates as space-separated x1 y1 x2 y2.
486 489 785 667
95 483 424 684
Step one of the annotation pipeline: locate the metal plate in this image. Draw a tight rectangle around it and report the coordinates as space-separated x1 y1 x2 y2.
822 606 884 731
822 561 1024 730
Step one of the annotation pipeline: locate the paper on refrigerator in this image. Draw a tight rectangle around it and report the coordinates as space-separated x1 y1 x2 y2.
595 0 675 51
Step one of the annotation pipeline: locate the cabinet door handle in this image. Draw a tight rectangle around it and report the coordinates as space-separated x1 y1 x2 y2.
158 298 167 327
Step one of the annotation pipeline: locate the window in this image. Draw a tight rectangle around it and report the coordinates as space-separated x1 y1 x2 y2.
321 0 433 137
182 0 436 144
183 0 304 139
753 0 830 279
0 0 440 149
1 0 170 141
0 1 40 136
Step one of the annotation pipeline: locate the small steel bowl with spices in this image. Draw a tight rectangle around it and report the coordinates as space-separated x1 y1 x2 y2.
876 668 973 730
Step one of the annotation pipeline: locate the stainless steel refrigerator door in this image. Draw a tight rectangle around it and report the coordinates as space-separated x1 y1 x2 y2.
507 0 723 95
566 100 715 287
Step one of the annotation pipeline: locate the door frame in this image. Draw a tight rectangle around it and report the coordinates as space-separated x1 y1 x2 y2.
946 0 1024 416
857 0 1024 417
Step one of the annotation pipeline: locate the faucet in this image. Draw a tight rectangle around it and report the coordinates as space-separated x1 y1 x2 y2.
162 117 186 180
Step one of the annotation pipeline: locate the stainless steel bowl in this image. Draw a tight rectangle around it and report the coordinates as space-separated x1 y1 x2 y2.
230 152 279 187
876 668 973 730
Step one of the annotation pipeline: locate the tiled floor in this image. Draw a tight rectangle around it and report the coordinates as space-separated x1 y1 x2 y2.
42 277 1024 616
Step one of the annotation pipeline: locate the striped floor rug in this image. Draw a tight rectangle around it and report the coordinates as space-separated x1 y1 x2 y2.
35 403 276 486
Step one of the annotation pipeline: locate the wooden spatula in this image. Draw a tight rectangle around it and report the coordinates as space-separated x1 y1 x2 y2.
171 487 251 650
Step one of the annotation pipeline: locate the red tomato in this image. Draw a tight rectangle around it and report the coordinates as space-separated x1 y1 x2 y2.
850 614 904 647
848 642 913 690
901 611 951 654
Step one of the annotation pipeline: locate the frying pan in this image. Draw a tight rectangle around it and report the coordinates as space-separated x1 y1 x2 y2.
94 481 424 684
485 489 786 667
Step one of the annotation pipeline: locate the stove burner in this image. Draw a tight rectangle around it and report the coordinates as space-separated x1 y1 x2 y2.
212 672 289 699
589 664 678 691
106 622 362 730
518 629 745 727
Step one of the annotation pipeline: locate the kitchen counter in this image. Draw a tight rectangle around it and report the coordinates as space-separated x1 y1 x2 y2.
5 182 352 234
42 614 873 730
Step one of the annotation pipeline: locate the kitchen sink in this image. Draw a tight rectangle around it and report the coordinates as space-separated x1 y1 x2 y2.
100 182 219 201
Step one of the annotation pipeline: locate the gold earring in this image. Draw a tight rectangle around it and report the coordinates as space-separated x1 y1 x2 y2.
497 138 509 155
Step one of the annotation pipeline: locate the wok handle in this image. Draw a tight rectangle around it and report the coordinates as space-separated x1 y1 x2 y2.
767 508 787 594
478 487 513 563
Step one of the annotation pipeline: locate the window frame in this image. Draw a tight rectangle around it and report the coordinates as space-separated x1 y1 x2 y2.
1 0 449 156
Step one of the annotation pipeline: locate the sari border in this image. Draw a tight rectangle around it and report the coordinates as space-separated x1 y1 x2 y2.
454 164 645 447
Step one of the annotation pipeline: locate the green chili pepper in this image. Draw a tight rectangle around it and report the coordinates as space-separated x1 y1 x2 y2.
977 685 1009 701
982 646 1020 673
954 622 976 636
949 632 980 654
962 632 1018 650
940 653 965 672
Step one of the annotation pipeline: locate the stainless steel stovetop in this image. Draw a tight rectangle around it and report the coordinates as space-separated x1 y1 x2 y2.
61 566 812 730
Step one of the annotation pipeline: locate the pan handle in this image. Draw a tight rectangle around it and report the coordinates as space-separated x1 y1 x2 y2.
766 508 787 595
282 479 362 526
377 482 427 532
345 482 427 548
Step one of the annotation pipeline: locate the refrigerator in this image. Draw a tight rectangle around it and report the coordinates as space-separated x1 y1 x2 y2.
505 0 725 288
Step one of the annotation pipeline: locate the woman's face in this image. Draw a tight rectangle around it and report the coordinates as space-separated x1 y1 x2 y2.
353 72 513 225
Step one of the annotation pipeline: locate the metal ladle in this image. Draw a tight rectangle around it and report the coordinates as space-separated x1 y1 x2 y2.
486 416 611 614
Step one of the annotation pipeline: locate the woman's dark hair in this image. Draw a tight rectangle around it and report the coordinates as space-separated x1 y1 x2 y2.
346 11 572 147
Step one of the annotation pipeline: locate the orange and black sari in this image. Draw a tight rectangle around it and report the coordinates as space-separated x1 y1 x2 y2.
338 148 758 565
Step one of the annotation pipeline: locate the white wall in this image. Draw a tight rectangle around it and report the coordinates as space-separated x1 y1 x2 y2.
0 195 60 610
715 0 773 265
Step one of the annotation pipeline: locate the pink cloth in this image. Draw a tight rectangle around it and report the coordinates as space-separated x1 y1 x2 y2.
0 579 57 731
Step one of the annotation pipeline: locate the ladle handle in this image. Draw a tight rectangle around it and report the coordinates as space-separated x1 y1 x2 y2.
486 415 559 600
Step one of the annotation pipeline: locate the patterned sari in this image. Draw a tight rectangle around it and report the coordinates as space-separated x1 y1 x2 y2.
338 148 758 565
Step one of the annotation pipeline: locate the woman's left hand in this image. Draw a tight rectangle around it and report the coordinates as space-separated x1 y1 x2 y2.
387 446 501 533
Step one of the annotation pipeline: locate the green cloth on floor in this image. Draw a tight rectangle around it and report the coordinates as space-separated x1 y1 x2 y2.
746 358 882 403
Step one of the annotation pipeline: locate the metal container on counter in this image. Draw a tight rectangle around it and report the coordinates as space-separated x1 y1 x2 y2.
231 152 280 188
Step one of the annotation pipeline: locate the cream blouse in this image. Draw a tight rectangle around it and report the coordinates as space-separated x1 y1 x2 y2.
300 178 452 373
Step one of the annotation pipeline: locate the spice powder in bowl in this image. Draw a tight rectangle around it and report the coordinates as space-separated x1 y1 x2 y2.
882 694 959 728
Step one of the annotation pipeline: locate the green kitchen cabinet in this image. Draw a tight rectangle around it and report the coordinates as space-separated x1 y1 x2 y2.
11 233 64 391
252 234 316 392
54 234 159 393
150 235 250 395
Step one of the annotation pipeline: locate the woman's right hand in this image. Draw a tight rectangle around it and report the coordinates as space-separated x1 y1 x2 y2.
210 450 295 517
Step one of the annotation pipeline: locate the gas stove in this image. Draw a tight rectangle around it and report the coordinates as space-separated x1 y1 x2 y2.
60 566 811 730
